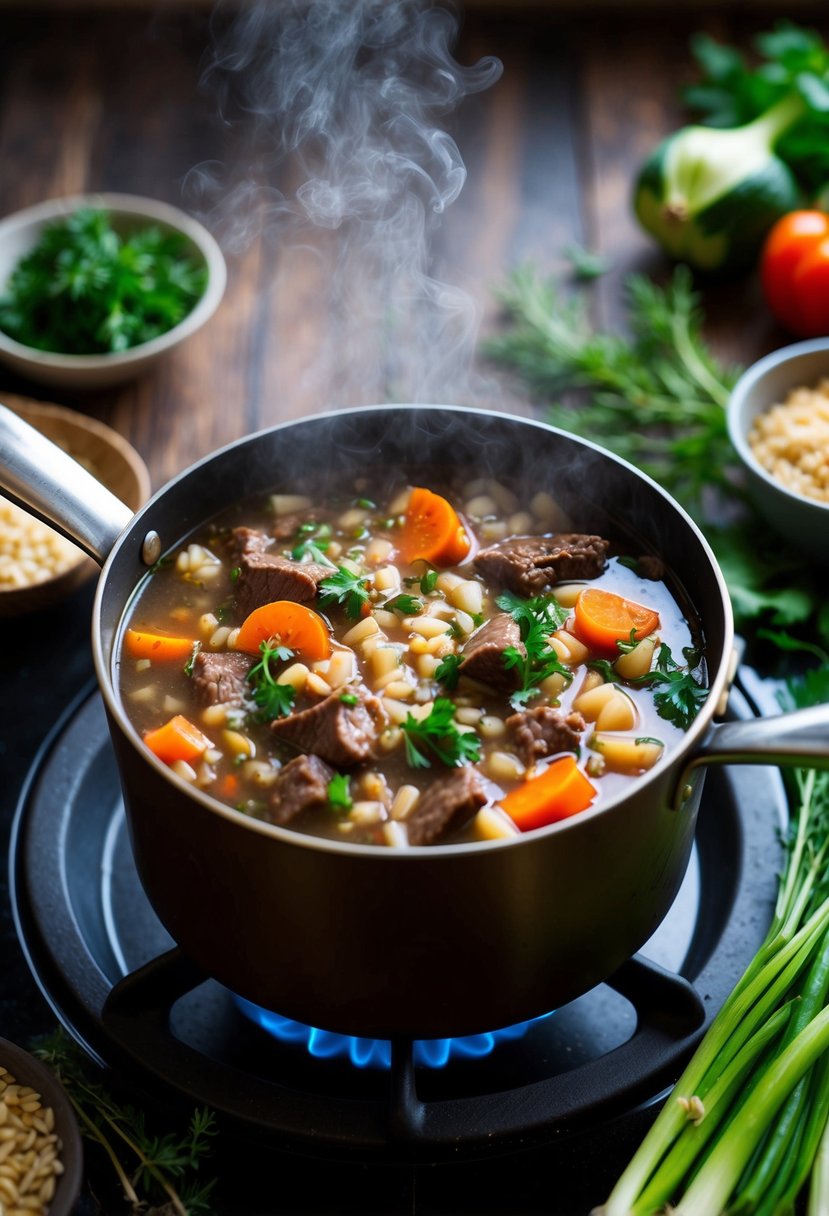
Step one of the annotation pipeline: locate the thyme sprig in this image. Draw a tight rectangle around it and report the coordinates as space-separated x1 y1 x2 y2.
33 1029 216 1215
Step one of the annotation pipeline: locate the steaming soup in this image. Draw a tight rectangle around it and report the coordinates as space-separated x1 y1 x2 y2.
118 480 707 846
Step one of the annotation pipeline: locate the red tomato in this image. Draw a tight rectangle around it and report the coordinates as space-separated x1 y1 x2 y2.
761 211 829 336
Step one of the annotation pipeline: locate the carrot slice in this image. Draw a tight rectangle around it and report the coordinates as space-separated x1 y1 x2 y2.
125 629 195 662
144 715 213 766
573 588 660 654
500 755 596 832
397 487 471 567
236 600 331 660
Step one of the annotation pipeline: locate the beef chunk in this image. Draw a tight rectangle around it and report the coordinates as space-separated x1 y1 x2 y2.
506 706 585 766
269 685 384 767
234 552 331 616
265 754 336 826
191 651 252 708
459 613 525 691
474 534 609 596
406 767 487 846
229 526 270 561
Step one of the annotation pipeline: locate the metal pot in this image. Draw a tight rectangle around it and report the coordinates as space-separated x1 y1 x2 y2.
2 403 827 1039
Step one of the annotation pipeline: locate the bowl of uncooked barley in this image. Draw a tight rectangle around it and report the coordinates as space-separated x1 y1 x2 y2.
0 1037 83 1216
727 337 829 561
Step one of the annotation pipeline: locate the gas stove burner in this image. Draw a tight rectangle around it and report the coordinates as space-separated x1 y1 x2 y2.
11 683 785 1171
235 995 550 1069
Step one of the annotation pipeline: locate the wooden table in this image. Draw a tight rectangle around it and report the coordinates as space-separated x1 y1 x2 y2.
0 4 819 490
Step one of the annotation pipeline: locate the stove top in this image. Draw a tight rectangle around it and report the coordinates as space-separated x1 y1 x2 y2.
5 667 785 1214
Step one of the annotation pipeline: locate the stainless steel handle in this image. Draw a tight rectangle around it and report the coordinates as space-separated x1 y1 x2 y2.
676 703 829 807
0 402 134 564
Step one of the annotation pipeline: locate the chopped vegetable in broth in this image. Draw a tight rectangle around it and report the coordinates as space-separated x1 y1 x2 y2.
117 480 707 847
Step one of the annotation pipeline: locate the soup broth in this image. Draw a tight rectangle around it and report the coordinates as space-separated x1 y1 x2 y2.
117 477 706 847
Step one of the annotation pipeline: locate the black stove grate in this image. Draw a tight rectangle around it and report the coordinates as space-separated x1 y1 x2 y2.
10 683 784 1167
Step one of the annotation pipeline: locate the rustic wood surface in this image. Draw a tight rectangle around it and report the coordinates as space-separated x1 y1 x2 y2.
1 6 822 490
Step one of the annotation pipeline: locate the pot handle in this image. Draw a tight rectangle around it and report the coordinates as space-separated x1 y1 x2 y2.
0 402 133 564
676 703 829 807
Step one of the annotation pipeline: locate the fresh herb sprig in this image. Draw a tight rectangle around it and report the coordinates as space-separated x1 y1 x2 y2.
384 593 424 616
34 1028 216 1215
496 590 572 709
318 566 371 620
290 521 335 565
0 208 207 355
589 641 707 731
486 265 738 513
247 641 296 721
401 698 482 769
435 653 463 690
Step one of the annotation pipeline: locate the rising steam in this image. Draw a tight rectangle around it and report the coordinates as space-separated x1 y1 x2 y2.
186 0 502 409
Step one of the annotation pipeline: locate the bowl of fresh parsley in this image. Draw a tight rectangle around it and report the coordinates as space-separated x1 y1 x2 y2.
0 194 226 388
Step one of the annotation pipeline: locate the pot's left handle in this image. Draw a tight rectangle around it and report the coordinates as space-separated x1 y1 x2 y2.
0 403 134 564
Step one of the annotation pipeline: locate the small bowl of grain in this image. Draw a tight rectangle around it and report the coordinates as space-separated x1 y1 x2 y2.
0 1037 83 1216
727 337 829 561
0 395 150 615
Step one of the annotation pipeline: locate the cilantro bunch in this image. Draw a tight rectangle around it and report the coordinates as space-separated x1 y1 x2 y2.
0 208 207 354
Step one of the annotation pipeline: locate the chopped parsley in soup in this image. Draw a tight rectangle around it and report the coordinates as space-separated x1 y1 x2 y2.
117 480 707 846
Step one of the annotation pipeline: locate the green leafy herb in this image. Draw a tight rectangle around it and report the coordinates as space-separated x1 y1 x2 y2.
34 1028 216 1214
230 565 241 582
291 522 334 564
435 653 463 690
339 691 359 706
318 566 371 620
401 698 482 769
496 590 572 708
327 773 353 811
616 628 640 655
639 643 707 730
247 641 296 721
635 736 664 746
356 497 376 510
564 242 611 280
0 208 207 355
384 593 424 616
486 265 737 513
183 641 201 678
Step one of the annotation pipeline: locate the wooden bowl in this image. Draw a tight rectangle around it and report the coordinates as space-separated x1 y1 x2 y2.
0 394 150 615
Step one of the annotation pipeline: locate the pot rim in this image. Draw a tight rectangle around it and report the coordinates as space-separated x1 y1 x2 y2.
92 403 734 858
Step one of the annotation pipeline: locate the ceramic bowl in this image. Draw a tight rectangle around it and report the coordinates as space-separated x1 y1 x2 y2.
0 394 150 615
0 193 226 389
0 1036 83 1216
726 337 829 562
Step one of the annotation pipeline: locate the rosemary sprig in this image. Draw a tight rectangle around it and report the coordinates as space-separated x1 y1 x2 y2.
485 264 739 513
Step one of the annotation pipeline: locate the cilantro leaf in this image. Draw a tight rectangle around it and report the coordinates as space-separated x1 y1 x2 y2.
246 641 296 722
435 653 463 690
318 566 371 620
384 593 424 616
401 698 482 768
327 773 353 812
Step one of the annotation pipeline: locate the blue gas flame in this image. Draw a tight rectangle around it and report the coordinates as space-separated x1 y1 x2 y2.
235 997 551 1069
